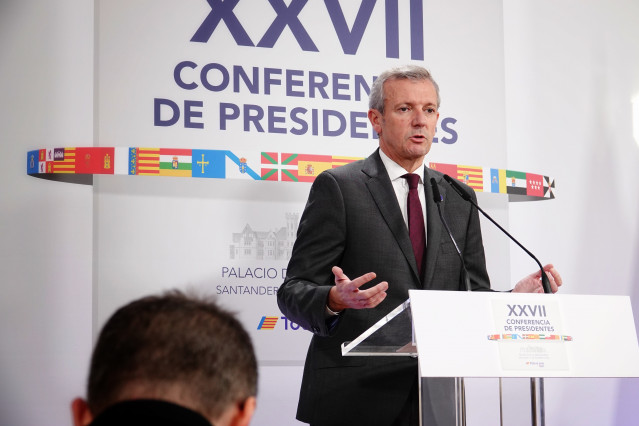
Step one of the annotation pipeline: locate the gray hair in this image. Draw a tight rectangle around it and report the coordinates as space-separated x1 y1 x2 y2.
369 65 440 113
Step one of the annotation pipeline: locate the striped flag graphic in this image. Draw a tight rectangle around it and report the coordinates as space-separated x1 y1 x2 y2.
159 148 192 177
295 153 332 182
136 148 160 175
506 170 527 195
332 156 362 168
50 148 76 174
257 316 279 330
488 168 507 194
457 165 483 191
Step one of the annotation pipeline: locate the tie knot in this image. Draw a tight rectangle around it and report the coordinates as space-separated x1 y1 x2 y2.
402 173 420 190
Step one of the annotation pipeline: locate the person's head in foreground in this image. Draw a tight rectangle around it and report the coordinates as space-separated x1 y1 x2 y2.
71 289 257 426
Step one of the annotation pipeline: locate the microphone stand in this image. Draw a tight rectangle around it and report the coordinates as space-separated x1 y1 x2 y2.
442 174 552 294
429 178 468 426
430 178 472 292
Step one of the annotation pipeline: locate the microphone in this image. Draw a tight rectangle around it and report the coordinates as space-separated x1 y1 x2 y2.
442 174 552 294
430 178 472 292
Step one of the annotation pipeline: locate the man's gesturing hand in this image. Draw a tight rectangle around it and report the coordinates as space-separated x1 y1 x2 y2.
512 264 563 293
327 266 388 312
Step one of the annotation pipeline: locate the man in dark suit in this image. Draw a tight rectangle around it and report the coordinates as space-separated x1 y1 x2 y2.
277 65 561 426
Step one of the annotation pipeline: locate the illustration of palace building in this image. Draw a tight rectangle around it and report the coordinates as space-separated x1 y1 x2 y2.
229 213 299 260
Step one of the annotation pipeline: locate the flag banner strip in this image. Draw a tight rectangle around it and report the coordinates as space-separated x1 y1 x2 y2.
487 334 573 341
26 149 555 201
429 162 555 200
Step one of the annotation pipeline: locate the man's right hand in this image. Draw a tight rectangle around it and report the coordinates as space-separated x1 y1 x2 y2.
327 266 388 312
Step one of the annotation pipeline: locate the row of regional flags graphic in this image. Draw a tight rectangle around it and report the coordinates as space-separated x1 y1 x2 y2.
27 147 555 199
260 152 362 182
428 162 554 198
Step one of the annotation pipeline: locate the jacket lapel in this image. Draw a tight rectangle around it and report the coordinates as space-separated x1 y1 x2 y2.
362 151 420 281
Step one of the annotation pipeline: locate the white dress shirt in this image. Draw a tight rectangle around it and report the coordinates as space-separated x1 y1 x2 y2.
378 149 427 240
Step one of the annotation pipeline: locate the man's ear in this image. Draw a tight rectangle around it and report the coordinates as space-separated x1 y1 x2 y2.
71 398 93 426
368 109 383 135
228 396 257 426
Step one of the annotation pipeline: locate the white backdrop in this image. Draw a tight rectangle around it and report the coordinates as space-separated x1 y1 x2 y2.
94 0 511 367
1 0 638 425
502 1 639 424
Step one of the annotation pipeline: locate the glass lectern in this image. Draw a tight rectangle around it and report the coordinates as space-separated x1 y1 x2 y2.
341 299 462 426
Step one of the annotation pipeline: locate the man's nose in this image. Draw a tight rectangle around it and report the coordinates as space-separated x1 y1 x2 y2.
412 110 428 126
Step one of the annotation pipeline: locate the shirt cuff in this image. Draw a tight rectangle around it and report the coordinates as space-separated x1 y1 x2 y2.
325 304 342 317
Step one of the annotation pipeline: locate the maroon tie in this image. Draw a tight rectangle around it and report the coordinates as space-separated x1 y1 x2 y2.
402 173 426 277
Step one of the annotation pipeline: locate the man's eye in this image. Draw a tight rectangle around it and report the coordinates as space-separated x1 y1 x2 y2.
399 107 410 112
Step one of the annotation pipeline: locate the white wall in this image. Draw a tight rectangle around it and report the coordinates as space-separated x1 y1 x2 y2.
503 1 639 424
0 1 94 425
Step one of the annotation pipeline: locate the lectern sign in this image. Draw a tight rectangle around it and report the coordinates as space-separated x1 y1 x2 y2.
409 290 639 378
490 300 571 371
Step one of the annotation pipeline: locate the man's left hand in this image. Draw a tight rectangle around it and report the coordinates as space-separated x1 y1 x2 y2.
512 264 562 293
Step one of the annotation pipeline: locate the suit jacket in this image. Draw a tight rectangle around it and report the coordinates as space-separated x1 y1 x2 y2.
277 149 490 425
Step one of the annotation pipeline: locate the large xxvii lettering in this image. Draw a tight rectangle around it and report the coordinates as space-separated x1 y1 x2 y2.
191 0 425 59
